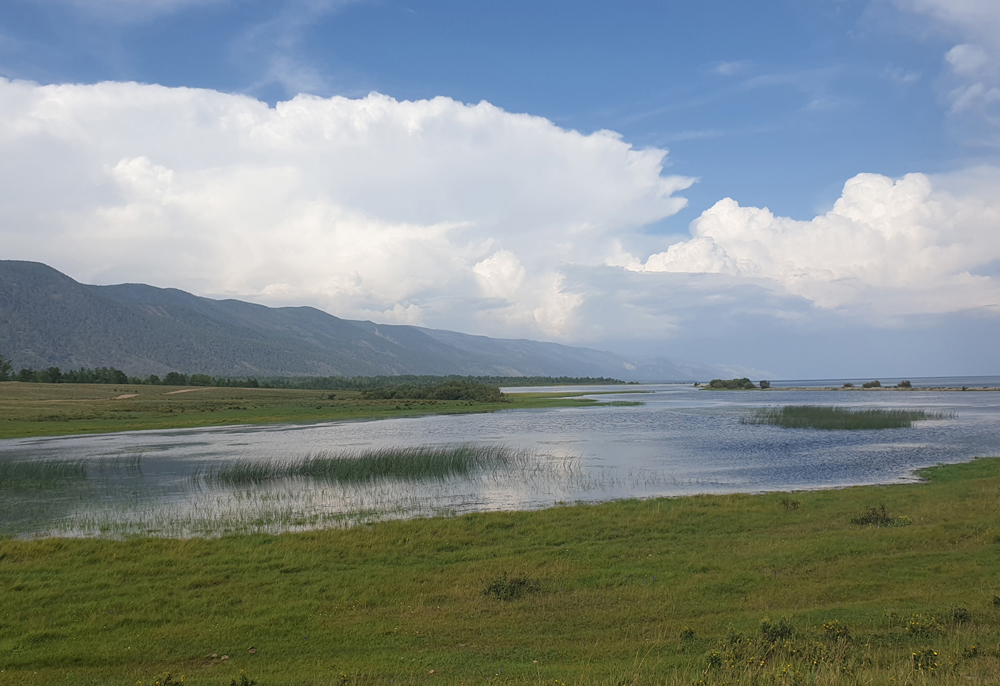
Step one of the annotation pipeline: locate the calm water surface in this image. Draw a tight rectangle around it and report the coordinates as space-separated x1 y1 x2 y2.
2 383 999 537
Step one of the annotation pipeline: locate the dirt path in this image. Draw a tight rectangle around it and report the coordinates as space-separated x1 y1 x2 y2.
163 388 211 395
113 394 139 399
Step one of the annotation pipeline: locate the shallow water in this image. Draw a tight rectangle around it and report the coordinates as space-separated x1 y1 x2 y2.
2 382 999 538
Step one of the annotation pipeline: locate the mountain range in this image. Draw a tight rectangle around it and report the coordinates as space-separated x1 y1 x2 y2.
0 261 710 381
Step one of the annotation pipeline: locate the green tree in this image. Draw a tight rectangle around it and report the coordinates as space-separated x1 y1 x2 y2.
0 355 12 381
39 367 64 383
163 372 188 386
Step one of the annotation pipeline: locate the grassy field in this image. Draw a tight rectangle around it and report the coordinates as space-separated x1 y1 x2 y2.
2 458 1000 685
0 383 602 439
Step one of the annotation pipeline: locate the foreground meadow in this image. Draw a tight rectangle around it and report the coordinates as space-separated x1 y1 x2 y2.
2 458 1000 685
0 382 599 439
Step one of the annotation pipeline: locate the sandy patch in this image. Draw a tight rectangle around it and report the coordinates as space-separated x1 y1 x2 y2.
113 394 140 399
163 388 211 395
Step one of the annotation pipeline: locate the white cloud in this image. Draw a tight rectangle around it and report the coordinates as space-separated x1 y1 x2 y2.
473 250 526 299
946 44 991 75
0 78 692 341
628 169 1000 317
891 0 1000 46
891 0 1000 140
712 61 748 77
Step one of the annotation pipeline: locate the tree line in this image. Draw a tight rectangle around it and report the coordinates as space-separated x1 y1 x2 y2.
359 380 508 403
0 355 622 390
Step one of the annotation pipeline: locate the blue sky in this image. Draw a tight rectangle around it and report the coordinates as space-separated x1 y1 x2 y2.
1 0 999 378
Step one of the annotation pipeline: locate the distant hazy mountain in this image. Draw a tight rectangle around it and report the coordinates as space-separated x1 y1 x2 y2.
0 260 706 380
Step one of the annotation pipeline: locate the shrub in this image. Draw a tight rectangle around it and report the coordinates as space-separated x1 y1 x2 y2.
482 572 540 601
759 380 770 389
897 380 912 388
851 504 912 527
707 378 756 390
843 382 854 388
906 614 940 637
862 380 881 388
780 497 800 511
912 647 938 671
361 380 507 403
951 606 971 624
822 619 850 641
759 616 794 642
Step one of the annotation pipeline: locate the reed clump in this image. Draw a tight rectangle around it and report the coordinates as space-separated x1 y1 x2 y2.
741 405 955 430
196 444 534 486
0 457 88 488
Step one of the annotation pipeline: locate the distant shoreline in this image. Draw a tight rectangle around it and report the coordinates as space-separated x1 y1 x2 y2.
765 386 1000 392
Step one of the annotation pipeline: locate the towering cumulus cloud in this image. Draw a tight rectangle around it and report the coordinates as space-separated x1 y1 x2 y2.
627 169 1000 317
0 79 692 338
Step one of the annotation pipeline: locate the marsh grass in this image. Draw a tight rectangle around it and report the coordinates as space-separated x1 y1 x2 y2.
599 400 646 407
741 405 955 430
0 457 88 488
194 444 535 486
0 452 143 490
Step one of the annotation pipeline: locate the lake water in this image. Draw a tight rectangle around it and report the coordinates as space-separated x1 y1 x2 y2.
2 382 999 538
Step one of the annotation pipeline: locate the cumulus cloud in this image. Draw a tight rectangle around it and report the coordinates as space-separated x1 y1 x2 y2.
625 169 1000 317
891 0 1000 140
0 78 692 340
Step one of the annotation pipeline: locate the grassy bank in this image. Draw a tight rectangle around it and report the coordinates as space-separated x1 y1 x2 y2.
2 459 1000 685
0 383 601 439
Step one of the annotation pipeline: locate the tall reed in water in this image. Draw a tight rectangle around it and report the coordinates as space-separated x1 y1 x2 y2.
741 405 954 430
197 444 534 486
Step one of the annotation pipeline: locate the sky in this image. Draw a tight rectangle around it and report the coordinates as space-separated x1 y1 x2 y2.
1 0 999 379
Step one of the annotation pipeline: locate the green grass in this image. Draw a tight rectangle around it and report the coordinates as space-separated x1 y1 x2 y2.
599 400 646 407
2 458 1000 684
195 445 534 486
741 405 955 430
0 382 600 439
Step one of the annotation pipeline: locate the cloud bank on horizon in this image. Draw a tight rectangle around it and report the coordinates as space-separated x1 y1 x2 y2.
2 0 1000 376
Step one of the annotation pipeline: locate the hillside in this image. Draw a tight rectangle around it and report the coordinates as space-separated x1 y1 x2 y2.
0 261 701 379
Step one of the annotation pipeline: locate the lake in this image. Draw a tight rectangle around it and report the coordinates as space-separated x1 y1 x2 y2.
2 381 999 538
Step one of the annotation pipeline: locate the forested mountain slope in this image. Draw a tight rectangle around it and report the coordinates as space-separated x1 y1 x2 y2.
0 261 700 379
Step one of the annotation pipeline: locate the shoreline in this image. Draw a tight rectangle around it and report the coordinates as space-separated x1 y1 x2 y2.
706 385 1000 391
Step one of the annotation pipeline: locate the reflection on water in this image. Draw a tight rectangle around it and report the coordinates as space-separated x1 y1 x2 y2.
2 383 999 538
